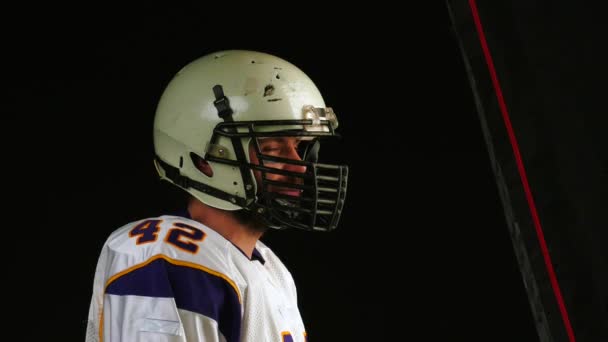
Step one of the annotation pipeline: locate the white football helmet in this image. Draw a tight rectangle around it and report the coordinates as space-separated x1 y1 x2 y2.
153 50 348 231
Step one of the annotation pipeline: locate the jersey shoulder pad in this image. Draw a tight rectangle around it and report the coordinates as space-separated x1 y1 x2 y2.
102 215 234 278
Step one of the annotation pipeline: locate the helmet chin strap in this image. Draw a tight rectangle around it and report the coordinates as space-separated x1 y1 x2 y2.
211 84 257 202
154 156 249 207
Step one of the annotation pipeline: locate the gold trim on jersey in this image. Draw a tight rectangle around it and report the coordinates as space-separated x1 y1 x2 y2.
105 253 242 302
100 253 242 342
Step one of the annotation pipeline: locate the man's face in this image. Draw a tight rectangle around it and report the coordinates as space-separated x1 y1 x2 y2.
248 137 307 197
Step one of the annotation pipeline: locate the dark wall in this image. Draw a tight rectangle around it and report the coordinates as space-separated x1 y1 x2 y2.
448 1 608 341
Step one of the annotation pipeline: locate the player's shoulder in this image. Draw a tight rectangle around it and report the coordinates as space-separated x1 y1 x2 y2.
106 214 224 246
101 214 233 273
97 215 244 313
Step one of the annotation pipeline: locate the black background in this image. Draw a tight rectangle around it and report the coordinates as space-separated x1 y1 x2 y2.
24 2 539 341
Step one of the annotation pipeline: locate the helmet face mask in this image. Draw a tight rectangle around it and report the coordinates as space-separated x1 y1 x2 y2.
153 50 348 232
211 119 348 232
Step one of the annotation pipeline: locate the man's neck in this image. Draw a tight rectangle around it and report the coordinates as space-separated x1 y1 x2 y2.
187 199 263 258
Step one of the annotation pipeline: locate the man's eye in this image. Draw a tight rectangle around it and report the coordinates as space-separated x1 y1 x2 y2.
261 147 281 153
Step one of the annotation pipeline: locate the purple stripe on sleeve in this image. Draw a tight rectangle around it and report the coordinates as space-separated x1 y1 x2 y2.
106 258 241 341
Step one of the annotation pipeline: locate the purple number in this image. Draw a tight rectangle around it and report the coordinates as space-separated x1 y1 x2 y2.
129 219 162 244
165 222 206 254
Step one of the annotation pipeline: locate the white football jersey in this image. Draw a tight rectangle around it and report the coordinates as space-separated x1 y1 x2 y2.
85 214 307 342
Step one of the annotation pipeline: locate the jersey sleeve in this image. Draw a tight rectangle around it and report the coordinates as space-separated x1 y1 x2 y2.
85 217 243 342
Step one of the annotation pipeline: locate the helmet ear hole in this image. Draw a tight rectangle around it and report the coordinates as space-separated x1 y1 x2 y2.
190 152 214 177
